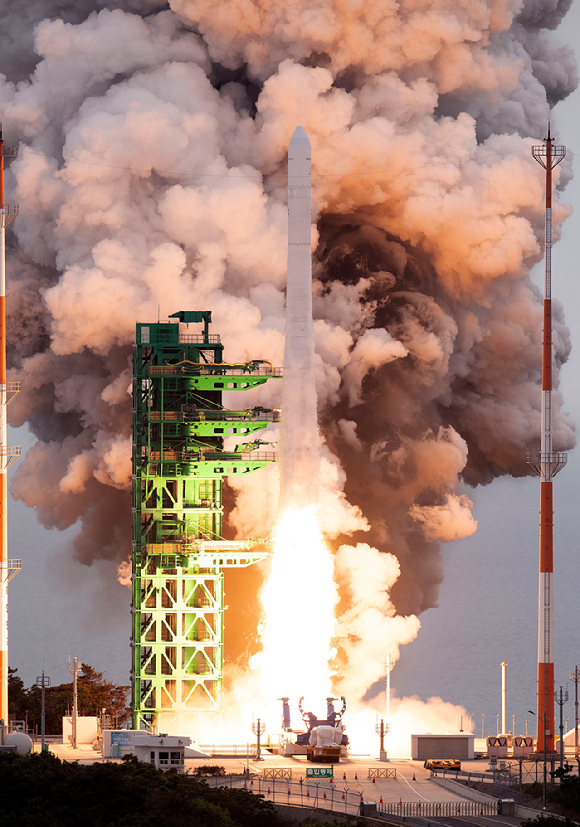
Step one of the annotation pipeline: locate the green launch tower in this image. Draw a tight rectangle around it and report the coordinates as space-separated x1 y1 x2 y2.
131 311 280 731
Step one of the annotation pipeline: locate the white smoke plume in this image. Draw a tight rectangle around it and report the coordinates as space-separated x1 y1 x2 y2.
1 0 577 705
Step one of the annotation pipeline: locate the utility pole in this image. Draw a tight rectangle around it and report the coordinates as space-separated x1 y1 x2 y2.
35 670 51 753
570 666 579 758
556 685 568 768
501 662 507 734
68 656 79 749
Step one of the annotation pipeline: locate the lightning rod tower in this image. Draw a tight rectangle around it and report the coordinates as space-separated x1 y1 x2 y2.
0 126 20 724
529 125 567 754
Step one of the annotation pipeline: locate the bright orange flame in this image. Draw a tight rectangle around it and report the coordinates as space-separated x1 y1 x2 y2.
253 507 338 708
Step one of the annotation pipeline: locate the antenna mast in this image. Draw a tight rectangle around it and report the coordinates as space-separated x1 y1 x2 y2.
0 125 20 725
529 124 567 754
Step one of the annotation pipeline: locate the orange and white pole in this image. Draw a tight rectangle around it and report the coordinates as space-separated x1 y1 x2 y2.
0 127 8 724
0 127 20 724
531 126 566 754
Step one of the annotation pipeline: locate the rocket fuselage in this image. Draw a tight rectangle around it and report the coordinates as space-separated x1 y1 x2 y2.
280 126 319 510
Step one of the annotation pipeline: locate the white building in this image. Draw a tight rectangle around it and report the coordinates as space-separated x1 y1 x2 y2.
102 730 191 772
411 733 475 760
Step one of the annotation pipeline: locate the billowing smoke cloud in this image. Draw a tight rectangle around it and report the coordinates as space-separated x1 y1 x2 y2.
1 0 577 700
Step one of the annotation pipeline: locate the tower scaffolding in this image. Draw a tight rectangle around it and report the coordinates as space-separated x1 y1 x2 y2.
131 310 281 732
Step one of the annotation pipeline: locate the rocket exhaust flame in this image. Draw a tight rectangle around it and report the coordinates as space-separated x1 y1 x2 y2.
256 508 337 702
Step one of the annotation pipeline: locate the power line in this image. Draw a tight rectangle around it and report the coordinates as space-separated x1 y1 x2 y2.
16 144 546 183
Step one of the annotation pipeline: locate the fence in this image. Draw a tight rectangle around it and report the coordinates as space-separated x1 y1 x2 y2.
198 745 258 757
368 768 397 780
203 775 370 816
263 768 293 780
379 801 497 817
199 775 496 819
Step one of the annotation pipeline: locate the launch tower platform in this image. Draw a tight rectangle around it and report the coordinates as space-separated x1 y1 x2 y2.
131 310 280 731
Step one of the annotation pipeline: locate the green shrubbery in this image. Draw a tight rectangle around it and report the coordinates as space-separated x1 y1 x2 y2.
0 751 355 827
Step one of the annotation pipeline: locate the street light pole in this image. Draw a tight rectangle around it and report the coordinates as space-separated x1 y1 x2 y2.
35 671 51 753
251 718 264 761
68 656 79 749
570 666 579 759
529 709 548 810
556 686 569 769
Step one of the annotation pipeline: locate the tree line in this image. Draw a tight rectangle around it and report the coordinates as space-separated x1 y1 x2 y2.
0 751 354 827
8 663 130 735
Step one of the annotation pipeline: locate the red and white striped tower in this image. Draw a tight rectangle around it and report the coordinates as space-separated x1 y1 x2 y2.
0 126 20 724
530 125 567 754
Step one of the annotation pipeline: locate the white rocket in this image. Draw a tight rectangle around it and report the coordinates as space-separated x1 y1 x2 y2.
279 126 319 511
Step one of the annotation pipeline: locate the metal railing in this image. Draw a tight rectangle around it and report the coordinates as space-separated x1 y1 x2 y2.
148 365 282 378
201 775 371 816
196 774 496 820
379 801 497 817
147 450 277 464
197 745 259 757
147 410 280 423
179 334 221 344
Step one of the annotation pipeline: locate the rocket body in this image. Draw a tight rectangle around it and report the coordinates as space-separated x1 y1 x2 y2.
280 126 319 510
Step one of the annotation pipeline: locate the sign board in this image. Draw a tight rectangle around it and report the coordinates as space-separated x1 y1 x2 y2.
306 767 333 779
110 731 139 747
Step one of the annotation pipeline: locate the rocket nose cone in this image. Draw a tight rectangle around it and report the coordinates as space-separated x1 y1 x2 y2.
289 125 311 149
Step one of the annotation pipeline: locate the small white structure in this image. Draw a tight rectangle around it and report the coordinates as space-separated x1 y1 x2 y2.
561 728 580 750
102 730 190 772
412 733 475 760
6 732 33 754
62 716 98 745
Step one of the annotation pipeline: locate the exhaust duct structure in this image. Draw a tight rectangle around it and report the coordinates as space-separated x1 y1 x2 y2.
0 0 576 708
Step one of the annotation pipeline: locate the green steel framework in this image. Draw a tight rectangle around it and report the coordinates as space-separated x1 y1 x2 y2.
131 310 281 731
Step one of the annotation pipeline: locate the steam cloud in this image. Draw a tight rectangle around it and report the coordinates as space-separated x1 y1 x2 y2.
1 0 577 701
